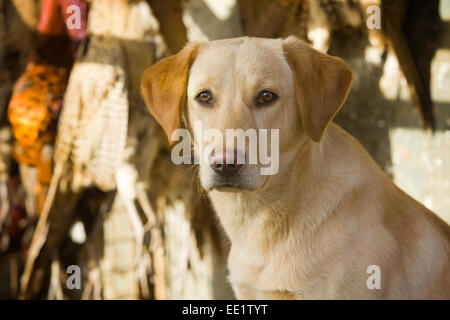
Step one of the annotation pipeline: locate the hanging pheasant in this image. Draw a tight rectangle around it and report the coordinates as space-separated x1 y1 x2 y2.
12 0 89 295
382 0 438 130
7 0 88 218
21 0 166 298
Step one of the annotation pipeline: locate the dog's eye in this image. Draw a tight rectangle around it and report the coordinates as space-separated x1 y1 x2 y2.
256 91 278 106
196 91 213 106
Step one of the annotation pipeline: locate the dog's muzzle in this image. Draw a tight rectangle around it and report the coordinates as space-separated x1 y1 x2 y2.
207 149 250 189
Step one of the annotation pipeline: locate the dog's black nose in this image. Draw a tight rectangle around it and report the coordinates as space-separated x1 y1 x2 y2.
209 149 244 176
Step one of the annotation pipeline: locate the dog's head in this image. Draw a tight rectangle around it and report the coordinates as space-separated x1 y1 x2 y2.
141 36 352 192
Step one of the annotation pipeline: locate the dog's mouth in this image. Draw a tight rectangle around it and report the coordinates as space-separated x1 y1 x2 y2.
207 178 249 191
205 172 266 192
209 181 253 192
198 154 268 192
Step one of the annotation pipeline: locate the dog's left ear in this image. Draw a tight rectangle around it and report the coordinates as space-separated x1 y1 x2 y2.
283 36 353 142
141 43 201 144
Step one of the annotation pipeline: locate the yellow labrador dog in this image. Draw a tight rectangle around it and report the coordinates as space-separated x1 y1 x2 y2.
141 36 450 299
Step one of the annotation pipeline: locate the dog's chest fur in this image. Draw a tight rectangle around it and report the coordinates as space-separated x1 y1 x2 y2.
208 190 316 297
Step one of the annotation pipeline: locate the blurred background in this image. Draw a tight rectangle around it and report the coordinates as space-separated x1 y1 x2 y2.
0 0 448 300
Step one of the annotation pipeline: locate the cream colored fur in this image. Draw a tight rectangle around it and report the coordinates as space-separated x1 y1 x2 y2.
142 36 450 299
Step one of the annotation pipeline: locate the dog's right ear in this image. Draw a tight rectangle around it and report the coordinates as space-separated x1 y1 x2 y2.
283 36 352 142
141 43 201 144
